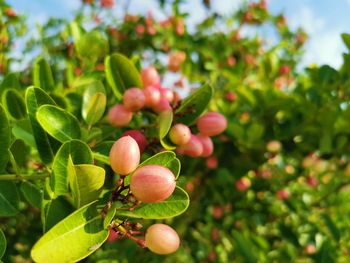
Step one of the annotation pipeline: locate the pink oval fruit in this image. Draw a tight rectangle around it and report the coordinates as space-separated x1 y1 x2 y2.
197 112 227 136
179 134 203 157
152 98 171 113
169 123 191 145
160 88 174 102
130 165 176 203
143 85 161 107
145 224 180 255
123 87 145 111
121 130 148 153
109 136 140 175
108 104 133 127
197 134 214 157
141 66 160 87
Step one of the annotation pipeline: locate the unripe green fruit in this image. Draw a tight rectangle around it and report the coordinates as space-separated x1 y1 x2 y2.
197 112 227 136
108 104 133 127
145 224 180 255
169 123 191 145
109 136 140 175
130 165 176 203
123 87 146 111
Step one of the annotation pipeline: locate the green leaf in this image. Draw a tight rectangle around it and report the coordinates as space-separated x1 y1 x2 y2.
1 89 26 120
322 214 340 242
140 151 181 179
232 230 257 263
10 139 30 168
41 197 74 233
25 86 58 164
12 119 36 148
116 186 189 219
105 53 143 99
69 162 105 208
341 33 350 50
0 182 19 217
33 58 55 92
159 110 176 150
36 105 81 143
92 141 114 165
0 229 6 259
20 181 43 209
82 80 106 125
0 105 10 172
32 201 108 263
52 140 93 197
175 83 213 125
0 73 20 96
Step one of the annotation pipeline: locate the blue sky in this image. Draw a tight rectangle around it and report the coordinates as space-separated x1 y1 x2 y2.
7 0 350 69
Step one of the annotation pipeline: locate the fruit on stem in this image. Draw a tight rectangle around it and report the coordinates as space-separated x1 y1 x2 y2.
123 87 146 111
145 224 180 255
197 112 227 136
108 104 133 127
130 165 176 203
169 123 191 145
109 136 140 175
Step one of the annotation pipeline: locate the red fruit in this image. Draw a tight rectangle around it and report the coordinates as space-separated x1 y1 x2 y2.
141 66 160 87
197 135 214 157
276 189 290 200
109 136 140 175
143 86 161 107
145 224 180 255
206 156 218 169
4 8 16 17
121 130 148 153
123 88 146 111
225 91 236 102
266 140 282 153
212 206 223 220
160 88 174 102
305 244 316 254
108 104 133 127
101 0 114 8
306 176 318 187
197 112 227 137
152 98 171 113
135 24 145 35
235 177 251 192
227 56 236 66
179 134 203 157
130 165 176 203
279 64 290 75
169 124 191 146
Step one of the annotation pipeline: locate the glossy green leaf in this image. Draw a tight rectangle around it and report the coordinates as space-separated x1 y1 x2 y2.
341 33 350 50
20 181 43 209
116 186 189 219
0 105 10 172
32 201 108 263
175 83 213 125
0 182 19 217
105 53 143 99
69 162 105 208
139 151 181 178
10 139 30 168
82 80 106 125
41 197 74 233
33 58 55 92
52 140 93 197
0 229 6 259
159 110 176 150
25 86 58 164
36 105 81 143
1 89 26 120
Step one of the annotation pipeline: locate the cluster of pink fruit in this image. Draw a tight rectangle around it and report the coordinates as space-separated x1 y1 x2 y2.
108 135 180 254
108 66 178 128
173 112 227 158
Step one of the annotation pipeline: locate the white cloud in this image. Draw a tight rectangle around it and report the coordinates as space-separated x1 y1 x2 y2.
289 5 344 68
